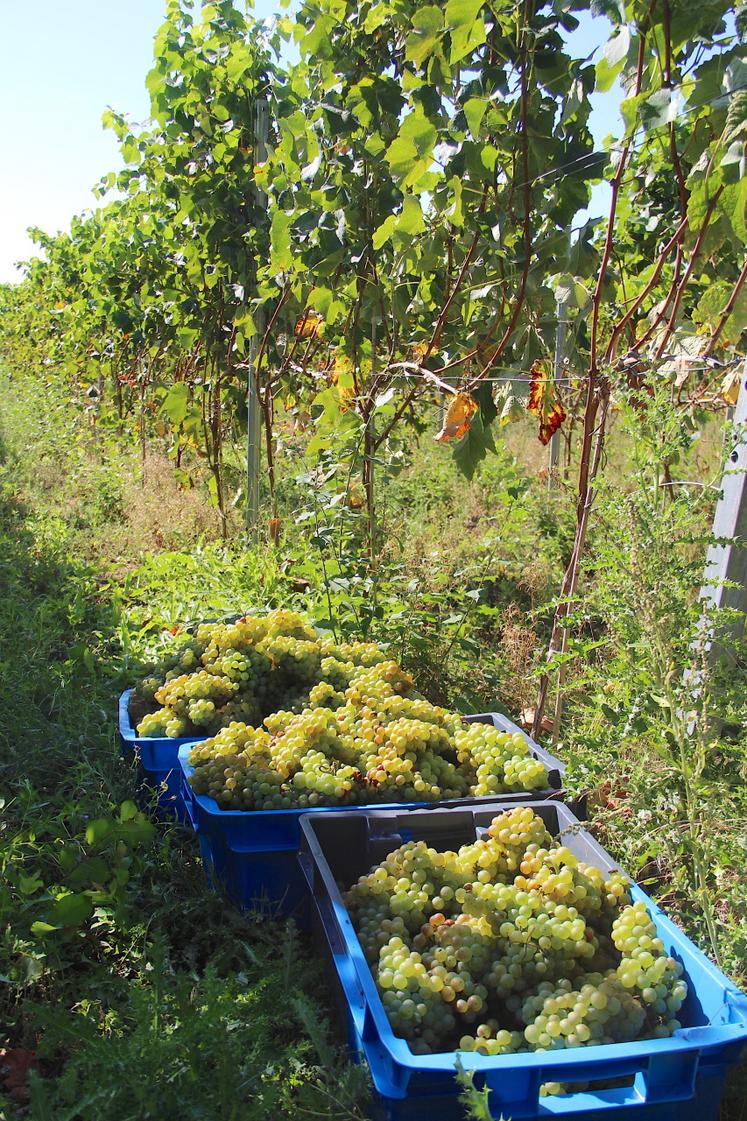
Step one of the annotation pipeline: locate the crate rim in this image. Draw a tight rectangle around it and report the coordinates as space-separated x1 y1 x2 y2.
298 799 747 1082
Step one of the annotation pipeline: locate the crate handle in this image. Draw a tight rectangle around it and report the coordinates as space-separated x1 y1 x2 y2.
311 887 371 1039
481 1048 699 1118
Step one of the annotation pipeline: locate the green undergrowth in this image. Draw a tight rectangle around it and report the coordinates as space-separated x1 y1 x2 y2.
0 369 745 1118
0 387 368 1118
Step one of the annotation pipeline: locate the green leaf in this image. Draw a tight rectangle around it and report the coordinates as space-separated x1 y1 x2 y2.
397 194 425 237
473 379 497 429
455 1058 494 1121
308 286 333 315
29 922 58 935
207 474 220 507
34 893 94 932
18 873 43 895
405 6 444 67
450 16 486 63
641 88 681 130
161 383 190 425
270 208 293 273
552 273 591 309
694 281 747 344
177 326 199 348
687 176 723 235
373 214 398 250
561 77 585 124
445 176 464 227
720 140 746 167
68 857 111 889
119 800 139 822
480 144 499 173
386 109 437 189
364 3 391 32
463 97 487 137
603 25 630 67
722 178 747 245
620 93 642 135
121 138 140 165
596 28 627 95
117 818 156 846
445 0 483 28
453 408 493 479
446 0 486 63
85 818 114 846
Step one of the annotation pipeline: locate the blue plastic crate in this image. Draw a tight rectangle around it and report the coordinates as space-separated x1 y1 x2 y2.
118 688 202 824
298 801 747 1121
178 714 565 921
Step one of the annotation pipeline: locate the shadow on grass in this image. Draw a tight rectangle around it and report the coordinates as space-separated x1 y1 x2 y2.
0 428 130 799
0 428 366 1121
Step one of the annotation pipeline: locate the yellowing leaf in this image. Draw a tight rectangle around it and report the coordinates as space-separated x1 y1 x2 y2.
526 360 566 445
329 354 353 385
337 383 355 409
434 392 478 443
720 365 742 407
295 310 323 339
329 356 356 410
408 341 432 363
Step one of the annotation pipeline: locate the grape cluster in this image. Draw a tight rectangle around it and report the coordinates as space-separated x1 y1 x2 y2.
343 807 687 1057
133 611 552 799
455 724 548 795
132 611 323 738
186 653 550 808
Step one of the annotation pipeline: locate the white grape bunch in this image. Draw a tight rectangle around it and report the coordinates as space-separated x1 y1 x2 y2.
343 807 686 1057
132 612 551 802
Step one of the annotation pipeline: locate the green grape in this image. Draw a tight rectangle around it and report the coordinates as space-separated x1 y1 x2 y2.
612 901 686 1029
134 613 551 802
136 708 188 738
131 611 326 738
343 807 687 1057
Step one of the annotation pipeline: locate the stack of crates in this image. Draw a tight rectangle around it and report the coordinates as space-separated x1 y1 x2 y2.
118 684 747 1120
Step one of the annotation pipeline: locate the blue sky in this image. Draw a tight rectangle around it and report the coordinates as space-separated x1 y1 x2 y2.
0 2 619 284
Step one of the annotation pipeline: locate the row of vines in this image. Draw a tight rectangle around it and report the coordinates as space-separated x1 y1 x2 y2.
1 0 746 717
